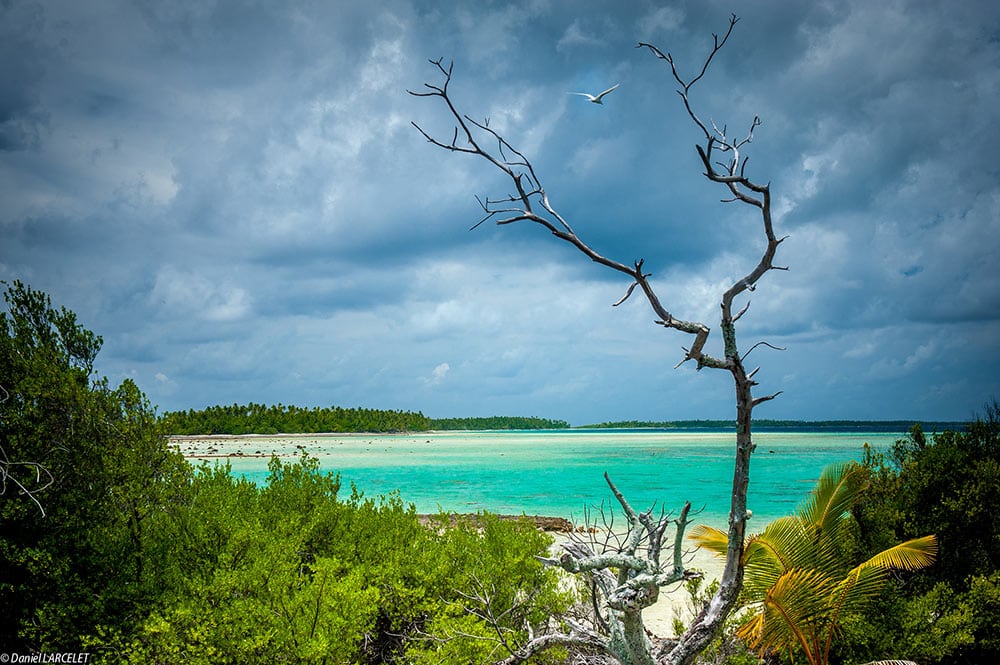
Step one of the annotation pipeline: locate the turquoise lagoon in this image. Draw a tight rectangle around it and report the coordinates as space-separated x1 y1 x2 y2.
199 428 904 528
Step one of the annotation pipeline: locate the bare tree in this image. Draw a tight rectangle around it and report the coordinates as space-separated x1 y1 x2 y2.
534 474 700 665
411 14 785 665
430 473 698 665
0 385 54 517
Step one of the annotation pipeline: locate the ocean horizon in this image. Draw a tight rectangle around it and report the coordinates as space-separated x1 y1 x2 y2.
175 428 908 528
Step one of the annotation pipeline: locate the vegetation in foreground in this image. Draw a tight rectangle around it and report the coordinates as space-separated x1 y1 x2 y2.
1 281 572 663
841 415 1000 665
691 462 937 665
3 280 998 664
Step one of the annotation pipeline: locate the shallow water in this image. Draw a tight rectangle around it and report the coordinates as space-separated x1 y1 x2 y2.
178 429 902 528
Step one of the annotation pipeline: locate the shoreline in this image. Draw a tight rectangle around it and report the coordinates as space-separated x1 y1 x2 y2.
166 431 817 525
169 431 417 440
173 434 728 638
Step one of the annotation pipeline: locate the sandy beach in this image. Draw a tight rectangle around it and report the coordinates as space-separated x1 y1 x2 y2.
169 432 362 457
637 550 725 637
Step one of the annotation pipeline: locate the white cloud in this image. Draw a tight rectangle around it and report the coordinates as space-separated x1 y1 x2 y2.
149 267 251 323
427 362 450 386
568 134 635 178
556 19 603 52
636 7 684 41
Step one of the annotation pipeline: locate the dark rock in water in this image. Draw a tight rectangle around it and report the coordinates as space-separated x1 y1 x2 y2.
418 513 579 532
530 515 576 532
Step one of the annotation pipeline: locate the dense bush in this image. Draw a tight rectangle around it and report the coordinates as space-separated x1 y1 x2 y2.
1 282 574 663
428 415 570 430
1 281 192 650
842 409 1000 665
84 455 572 664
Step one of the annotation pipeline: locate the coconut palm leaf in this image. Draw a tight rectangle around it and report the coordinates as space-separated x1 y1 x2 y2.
820 541 935 665
690 520 817 597
831 535 939 618
858 534 938 572
754 516 818 568
742 520 809 597
832 564 891 613
739 567 838 664
687 524 728 557
688 462 937 665
797 462 866 531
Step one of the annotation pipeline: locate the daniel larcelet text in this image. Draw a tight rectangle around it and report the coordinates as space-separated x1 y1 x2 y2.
1 654 90 664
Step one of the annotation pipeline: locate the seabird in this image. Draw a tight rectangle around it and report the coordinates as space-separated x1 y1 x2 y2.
569 83 620 104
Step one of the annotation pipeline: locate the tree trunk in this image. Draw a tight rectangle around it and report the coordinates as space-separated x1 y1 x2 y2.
411 15 784 665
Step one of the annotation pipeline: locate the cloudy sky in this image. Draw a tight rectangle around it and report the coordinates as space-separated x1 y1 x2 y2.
3 0 999 424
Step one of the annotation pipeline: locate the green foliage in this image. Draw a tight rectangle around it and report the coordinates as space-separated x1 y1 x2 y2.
691 462 937 665
161 402 432 435
836 570 1000 665
89 458 382 663
428 415 570 430
0 280 192 651
82 454 575 664
845 409 1000 665
2 283 575 664
671 577 757 665
890 421 999 586
408 513 573 664
161 405 574 434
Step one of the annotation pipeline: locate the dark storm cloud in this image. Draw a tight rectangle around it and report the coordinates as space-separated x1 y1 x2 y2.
2 0 998 422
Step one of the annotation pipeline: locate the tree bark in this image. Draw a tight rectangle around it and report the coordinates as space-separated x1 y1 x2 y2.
411 14 785 665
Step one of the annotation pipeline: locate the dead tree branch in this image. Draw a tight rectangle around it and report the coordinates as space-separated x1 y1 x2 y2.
409 59 727 373
0 384 54 517
526 475 700 665
412 13 785 665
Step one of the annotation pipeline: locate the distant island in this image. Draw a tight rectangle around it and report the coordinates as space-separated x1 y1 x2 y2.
161 403 568 435
429 416 570 430
580 419 968 433
160 402 965 436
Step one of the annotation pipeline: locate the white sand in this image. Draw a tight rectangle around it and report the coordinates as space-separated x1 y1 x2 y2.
645 550 725 637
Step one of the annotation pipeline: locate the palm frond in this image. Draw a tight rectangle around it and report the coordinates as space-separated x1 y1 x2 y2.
736 610 767 649
827 536 937 622
745 568 837 658
688 524 729 557
742 531 796 598
858 535 938 572
726 463 937 665
829 565 890 624
797 462 865 530
754 516 822 571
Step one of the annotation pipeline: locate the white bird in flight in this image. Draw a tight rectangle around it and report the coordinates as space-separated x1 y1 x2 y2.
569 83 620 104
